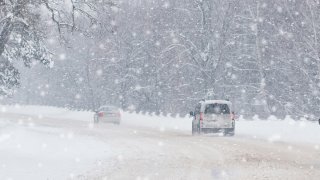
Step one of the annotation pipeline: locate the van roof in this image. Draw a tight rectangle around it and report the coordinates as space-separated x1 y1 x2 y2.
201 100 232 105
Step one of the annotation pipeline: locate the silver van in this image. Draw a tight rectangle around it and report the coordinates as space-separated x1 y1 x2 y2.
190 100 235 136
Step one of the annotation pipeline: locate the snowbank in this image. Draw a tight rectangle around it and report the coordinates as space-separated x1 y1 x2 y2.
0 104 93 122
0 105 111 180
236 119 320 144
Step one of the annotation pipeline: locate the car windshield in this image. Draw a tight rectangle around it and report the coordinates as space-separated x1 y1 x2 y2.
99 106 117 112
205 103 230 114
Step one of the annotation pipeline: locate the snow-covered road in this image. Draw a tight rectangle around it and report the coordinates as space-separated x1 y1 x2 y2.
1 106 320 180
84 124 320 180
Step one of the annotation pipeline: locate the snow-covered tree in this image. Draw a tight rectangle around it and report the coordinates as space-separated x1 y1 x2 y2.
0 0 105 95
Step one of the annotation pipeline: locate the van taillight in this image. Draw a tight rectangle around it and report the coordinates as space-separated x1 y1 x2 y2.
200 112 203 128
98 112 104 117
231 113 235 120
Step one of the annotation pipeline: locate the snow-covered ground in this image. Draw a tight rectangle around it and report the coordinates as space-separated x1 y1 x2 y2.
1 105 320 179
0 115 111 180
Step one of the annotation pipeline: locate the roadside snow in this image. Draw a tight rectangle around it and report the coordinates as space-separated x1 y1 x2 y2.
122 111 320 144
0 105 92 122
0 117 111 180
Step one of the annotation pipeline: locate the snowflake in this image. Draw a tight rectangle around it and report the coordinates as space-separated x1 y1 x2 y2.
262 3 267 8
258 17 264 23
117 155 123 161
214 32 220 38
111 20 116 26
261 38 267 45
286 32 293 39
250 23 257 31
40 91 46 97
268 95 274 100
146 30 151 35
279 29 285 35
155 41 161 46
75 94 81 99
163 2 170 8
270 60 275 65
74 157 80 163
42 143 47 149
59 53 66 61
312 90 319 96
128 105 136 111
225 62 232 68
91 24 98 29
38 163 43 168
111 6 119 12
172 38 179 43
135 85 142 90
99 44 105 49
48 38 55 44
96 69 103 76
261 99 267 105
16 144 22 149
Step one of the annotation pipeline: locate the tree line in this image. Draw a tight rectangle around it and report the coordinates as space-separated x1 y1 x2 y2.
1 0 320 120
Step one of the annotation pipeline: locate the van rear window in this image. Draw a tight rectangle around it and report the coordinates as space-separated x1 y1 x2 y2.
205 104 230 114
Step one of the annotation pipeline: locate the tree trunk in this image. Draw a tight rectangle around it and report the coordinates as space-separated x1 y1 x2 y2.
0 17 13 58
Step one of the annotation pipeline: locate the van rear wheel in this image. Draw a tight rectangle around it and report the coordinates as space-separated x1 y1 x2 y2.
192 124 200 135
192 125 196 135
94 115 99 124
224 128 235 136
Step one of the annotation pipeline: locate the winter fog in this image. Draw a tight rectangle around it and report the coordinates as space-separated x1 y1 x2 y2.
1 0 320 179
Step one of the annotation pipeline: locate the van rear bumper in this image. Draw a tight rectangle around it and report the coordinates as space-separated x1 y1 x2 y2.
202 122 233 129
98 117 121 124
200 127 234 134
